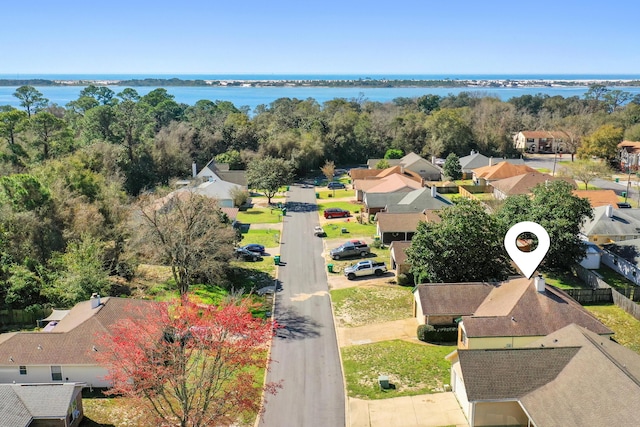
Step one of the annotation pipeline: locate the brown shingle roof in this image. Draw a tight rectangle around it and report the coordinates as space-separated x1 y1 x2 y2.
349 168 381 180
473 162 538 180
491 172 575 196
377 212 425 233
0 297 156 365
414 283 497 316
389 241 411 265
376 165 422 183
458 346 579 400
573 189 620 208
462 278 612 338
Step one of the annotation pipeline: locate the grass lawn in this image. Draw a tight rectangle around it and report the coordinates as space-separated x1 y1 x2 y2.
543 270 588 289
595 265 637 290
236 207 283 224
331 284 413 327
341 340 455 399
317 200 363 215
238 228 281 249
322 221 377 239
81 395 151 427
585 305 640 354
316 188 354 199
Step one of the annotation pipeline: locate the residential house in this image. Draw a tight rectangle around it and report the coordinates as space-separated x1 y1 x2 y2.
413 283 496 326
352 166 423 201
361 175 423 214
0 295 156 388
580 242 603 270
389 241 411 277
601 238 640 285
472 162 538 185
367 152 442 181
573 189 620 208
580 205 640 244
195 160 248 187
513 130 569 153
458 276 612 350
383 186 452 214
490 172 575 200
376 210 440 245
459 151 524 179
618 140 640 171
448 324 640 427
0 383 84 427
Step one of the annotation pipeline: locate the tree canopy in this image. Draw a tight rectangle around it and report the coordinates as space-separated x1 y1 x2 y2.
246 157 294 204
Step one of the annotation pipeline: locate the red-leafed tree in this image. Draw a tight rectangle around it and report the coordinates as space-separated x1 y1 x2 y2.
94 297 279 427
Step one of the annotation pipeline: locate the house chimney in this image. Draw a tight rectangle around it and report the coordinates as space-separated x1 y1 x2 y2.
400 166 405 174
489 157 494 166
192 162 197 178
431 156 436 165
430 186 437 198
471 149 476 155
605 205 614 218
534 275 545 292
90 293 101 309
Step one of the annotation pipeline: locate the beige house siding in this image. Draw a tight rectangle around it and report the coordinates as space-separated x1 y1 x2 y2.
0 365 110 387
461 335 541 350
473 401 528 427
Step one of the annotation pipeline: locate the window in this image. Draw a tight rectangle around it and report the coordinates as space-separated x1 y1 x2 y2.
19 366 27 375
51 365 62 381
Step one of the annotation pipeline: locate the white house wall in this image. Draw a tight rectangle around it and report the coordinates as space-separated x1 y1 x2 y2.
0 365 110 387
451 361 471 421
601 249 640 286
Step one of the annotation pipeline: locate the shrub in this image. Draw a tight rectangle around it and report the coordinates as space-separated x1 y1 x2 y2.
417 324 458 343
371 238 382 249
396 273 410 286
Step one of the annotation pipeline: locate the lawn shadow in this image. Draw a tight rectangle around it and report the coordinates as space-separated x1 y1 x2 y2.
80 418 116 427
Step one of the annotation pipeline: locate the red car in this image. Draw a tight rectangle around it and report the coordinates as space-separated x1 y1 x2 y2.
323 208 350 219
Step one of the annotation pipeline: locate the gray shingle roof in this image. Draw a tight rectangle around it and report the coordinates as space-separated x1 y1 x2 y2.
581 206 640 238
0 387 31 427
414 283 496 316
458 346 579 400
364 192 406 209
13 383 80 417
384 187 452 213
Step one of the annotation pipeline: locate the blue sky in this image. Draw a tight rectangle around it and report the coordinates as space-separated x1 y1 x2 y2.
2 0 639 75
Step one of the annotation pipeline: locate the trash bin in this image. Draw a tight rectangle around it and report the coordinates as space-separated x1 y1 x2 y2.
286 186 290 191
282 207 287 216
327 264 334 273
616 178 620 183
378 375 390 390
622 191 627 198
315 192 320 198
274 255 280 265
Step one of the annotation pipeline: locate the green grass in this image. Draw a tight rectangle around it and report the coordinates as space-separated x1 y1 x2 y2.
325 245 390 277
543 270 588 289
317 200 363 214
585 305 640 354
595 265 637 290
238 228 281 249
236 207 283 224
322 221 377 238
316 188 354 199
341 340 455 399
330 284 413 327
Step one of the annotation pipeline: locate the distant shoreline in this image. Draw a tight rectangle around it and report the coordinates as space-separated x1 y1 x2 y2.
1 77 639 88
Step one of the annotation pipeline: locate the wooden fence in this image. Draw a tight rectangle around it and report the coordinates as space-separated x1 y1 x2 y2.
572 264 640 321
564 288 613 304
0 308 52 331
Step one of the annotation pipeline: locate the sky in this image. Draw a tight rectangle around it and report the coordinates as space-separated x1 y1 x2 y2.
2 0 639 75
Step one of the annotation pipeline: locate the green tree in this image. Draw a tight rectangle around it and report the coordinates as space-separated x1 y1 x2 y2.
29 111 72 160
215 150 244 170
383 148 403 159
442 152 462 180
134 191 236 296
495 181 593 271
578 124 624 161
13 85 49 118
320 160 336 182
561 160 612 189
375 159 390 169
406 198 510 283
423 108 473 156
0 108 28 146
246 157 294 204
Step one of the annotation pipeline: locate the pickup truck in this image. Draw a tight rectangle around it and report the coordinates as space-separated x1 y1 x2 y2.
343 260 387 280
330 240 370 260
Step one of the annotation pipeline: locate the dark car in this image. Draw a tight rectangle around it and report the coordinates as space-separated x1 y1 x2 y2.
327 181 346 189
242 244 266 254
324 208 350 219
235 247 262 262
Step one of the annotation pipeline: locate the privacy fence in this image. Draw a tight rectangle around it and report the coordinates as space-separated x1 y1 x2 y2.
0 307 52 331
572 265 640 321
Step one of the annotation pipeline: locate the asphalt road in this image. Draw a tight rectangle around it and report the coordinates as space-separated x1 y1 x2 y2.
259 185 346 427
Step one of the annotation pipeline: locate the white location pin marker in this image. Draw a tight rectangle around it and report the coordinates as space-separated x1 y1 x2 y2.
504 221 550 279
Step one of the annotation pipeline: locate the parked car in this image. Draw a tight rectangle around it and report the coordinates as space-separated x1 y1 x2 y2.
330 240 370 260
242 244 266 254
235 247 263 262
343 260 387 280
324 208 350 219
327 181 346 189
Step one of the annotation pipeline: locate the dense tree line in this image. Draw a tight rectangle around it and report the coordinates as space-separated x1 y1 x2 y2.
1 84 639 311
